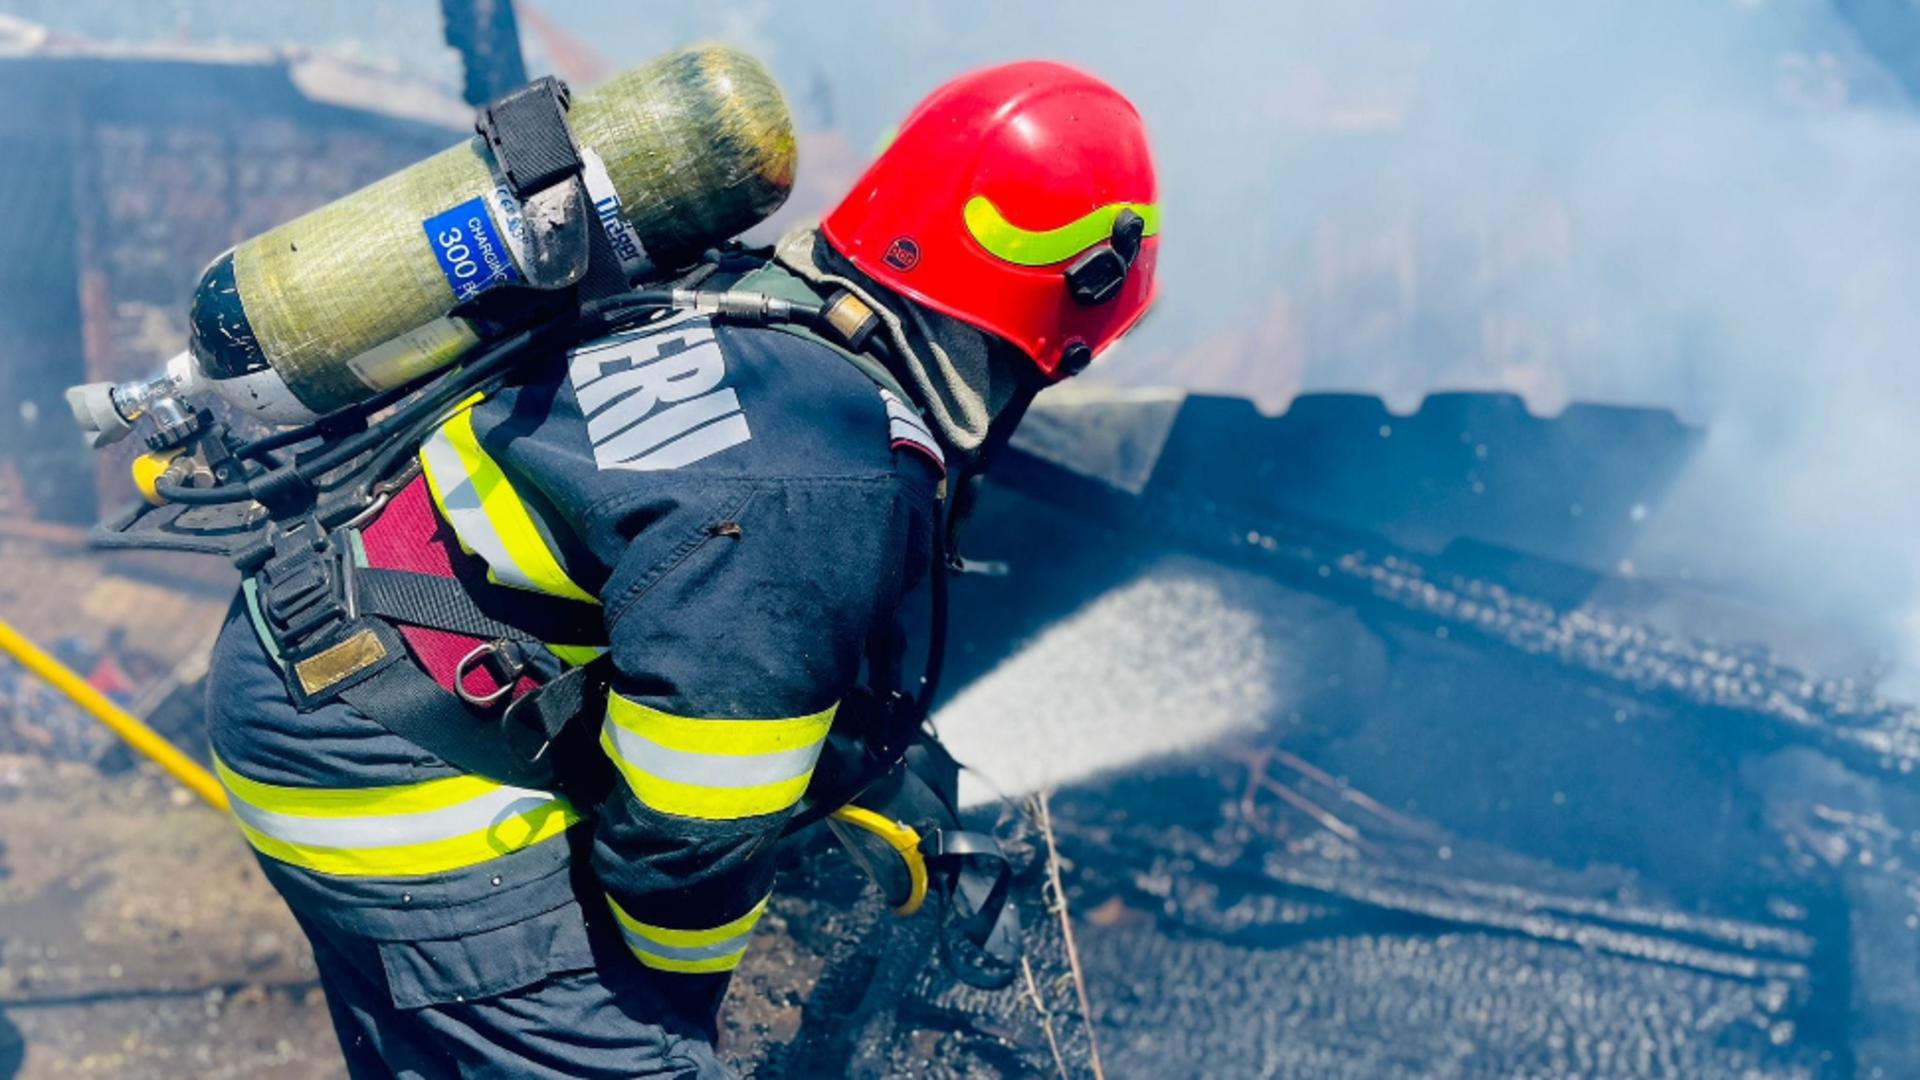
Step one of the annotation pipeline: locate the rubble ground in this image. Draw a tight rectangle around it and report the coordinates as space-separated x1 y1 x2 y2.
0 755 336 1078
0 754 876 1078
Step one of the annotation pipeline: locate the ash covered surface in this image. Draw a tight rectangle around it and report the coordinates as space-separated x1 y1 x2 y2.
776 390 1905 1078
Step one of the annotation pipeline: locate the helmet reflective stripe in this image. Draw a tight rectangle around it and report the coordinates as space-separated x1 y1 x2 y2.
213 755 577 877
607 893 769 974
599 692 834 821
962 196 1160 268
418 400 597 604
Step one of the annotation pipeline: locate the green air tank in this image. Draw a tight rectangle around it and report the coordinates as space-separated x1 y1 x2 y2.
185 44 795 423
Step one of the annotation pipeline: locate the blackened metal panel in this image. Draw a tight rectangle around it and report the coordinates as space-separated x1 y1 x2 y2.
1141 391 1701 572
440 0 528 106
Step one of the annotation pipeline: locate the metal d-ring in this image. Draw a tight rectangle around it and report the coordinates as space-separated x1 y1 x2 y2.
454 640 523 707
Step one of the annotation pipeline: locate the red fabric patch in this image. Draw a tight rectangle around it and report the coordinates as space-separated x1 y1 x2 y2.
359 477 538 700
891 438 946 473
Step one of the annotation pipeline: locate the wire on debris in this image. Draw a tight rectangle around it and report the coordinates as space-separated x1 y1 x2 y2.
1033 789 1107 1080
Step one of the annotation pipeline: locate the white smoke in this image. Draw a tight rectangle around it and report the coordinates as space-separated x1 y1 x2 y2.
548 1 1920 682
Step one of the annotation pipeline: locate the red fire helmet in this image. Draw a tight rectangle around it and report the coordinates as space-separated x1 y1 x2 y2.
821 60 1159 378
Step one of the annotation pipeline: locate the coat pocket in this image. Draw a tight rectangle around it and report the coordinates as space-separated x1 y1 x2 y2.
377 899 596 1010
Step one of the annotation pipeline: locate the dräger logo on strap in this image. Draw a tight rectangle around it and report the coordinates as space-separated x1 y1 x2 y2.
567 314 752 472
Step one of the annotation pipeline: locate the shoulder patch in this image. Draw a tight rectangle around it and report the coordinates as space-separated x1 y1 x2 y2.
566 313 752 472
879 388 945 475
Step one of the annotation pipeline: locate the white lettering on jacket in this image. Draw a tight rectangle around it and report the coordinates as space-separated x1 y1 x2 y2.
567 315 752 472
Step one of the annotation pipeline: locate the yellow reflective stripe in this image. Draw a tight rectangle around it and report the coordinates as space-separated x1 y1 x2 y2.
611 894 769 949
607 893 768 974
600 695 834 821
416 394 485 562
627 950 742 975
229 800 577 877
622 948 743 976
606 695 834 758
962 195 1160 267
629 945 733 972
548 644 609 667
212 754 581 877
213 755 508 819
418 401 596 604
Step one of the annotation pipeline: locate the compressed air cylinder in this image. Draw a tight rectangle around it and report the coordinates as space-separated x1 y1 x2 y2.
187 45 795 423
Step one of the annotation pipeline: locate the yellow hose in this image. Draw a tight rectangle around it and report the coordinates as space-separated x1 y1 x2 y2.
0 616 228 811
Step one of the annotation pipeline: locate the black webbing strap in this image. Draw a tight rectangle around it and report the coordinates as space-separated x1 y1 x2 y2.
337 652 554 788
353 567 605 649
926 830 1015 943
454 76 630 325
573 175 634 302
477 76 580 199
929 827 1021 990
507 655 616 804
329 635 614 794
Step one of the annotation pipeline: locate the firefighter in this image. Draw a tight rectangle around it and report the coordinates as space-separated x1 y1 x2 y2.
205 60 1159 1077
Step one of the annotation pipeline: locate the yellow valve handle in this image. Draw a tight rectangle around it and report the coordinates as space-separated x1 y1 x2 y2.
130 448 185 506
0 616 228 811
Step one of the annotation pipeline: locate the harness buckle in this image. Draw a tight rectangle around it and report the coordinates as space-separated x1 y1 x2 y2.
256 518 349 650
500 690 554 764
453 640 527 708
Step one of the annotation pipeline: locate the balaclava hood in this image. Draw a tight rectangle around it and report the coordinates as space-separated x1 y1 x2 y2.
776 225 1031 457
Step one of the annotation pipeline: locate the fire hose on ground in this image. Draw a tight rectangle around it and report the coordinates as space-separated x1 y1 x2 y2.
0 615 227 811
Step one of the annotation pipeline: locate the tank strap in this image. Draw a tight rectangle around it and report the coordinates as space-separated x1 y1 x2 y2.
477 76 582 201
451 76 631 322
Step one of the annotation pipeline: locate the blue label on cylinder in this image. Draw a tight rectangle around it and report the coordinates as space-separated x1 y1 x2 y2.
423 196 521 303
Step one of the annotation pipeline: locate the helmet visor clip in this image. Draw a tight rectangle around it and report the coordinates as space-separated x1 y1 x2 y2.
1064 208 1146 307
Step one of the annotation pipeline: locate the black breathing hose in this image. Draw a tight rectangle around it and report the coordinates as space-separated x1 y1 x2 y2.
917 511 953 712
233 378 416 461
151 475 256 505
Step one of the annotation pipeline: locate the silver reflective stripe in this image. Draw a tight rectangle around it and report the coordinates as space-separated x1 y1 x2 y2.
881 391 932 434
418 425 536 591
225 783 562 850
889 416 935 445
881 389 943 467
603 720 823 790
617 925 754 964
